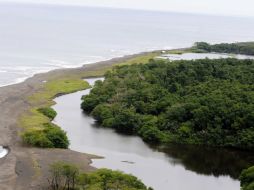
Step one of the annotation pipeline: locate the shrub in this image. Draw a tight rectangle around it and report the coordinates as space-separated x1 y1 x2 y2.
38 107 57 120
22 130 53 148
44 123 69 149
86 168 148 190
48 162 151 190
91 104 112 123
138 125 163 143
81 95 99 113
22 123 69 148
49 162 79 190
240 166 254 190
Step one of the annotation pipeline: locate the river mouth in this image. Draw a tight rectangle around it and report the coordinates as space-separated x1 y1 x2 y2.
0 146 9 159
52 76 254 190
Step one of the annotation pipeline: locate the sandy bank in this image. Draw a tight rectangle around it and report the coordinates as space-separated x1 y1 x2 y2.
0 51 159 189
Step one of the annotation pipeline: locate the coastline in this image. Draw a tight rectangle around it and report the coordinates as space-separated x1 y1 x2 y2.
0 50 166 189
0 49 163 88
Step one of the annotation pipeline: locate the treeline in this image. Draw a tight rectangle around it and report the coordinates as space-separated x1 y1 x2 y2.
82 58 254 150
195 41 254 55
48 162 152 190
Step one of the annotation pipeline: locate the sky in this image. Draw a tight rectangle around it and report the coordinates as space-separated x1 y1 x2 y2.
1 0 254 17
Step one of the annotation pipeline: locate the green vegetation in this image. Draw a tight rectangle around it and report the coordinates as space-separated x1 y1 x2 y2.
240 166 254 190
116 52 160 66
21 42 254 149
19 51 163 148
20 77 89 148
29 78 89 106
22 123 69 148
38 107 57 120
82 58 254 150
195 42 254 55
48 162 151 190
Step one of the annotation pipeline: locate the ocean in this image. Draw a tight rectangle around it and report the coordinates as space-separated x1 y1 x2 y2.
1 2 254 86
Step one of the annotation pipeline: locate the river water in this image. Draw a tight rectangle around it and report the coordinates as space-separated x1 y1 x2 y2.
52 72 254 190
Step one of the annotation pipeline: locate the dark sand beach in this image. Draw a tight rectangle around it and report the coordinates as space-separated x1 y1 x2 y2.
0 52 155 189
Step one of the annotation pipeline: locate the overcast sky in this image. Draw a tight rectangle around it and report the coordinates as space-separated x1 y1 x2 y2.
2 0 254 17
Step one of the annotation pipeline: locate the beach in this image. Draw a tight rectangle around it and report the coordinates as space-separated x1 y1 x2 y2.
0 52 157 189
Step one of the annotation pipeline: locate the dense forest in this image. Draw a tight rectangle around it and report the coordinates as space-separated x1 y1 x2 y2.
82 58 254 150
195 42 254 55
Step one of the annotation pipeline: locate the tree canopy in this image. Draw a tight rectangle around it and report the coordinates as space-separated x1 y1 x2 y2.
82 58 254 150
195 42 254 55
240 166 254 190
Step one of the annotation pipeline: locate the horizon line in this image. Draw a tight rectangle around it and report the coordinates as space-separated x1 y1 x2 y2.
1 1 254 19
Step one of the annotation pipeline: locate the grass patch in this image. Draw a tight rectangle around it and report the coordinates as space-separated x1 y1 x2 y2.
21 77 89 130
164 49 188 55
29 78 89 106
20 77 89 148
115 52 160 66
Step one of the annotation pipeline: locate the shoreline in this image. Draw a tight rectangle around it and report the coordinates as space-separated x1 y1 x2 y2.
0 49 163 89
0 50 167 189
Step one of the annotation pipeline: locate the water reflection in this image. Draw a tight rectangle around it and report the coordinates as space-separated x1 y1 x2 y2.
153 144 254 179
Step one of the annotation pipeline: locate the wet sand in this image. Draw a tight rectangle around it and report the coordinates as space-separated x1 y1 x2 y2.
0 52 154 189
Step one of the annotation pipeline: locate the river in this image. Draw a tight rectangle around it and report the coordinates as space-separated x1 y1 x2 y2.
52 75 254 190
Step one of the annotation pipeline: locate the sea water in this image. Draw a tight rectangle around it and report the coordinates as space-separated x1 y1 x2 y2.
1 2 254 86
